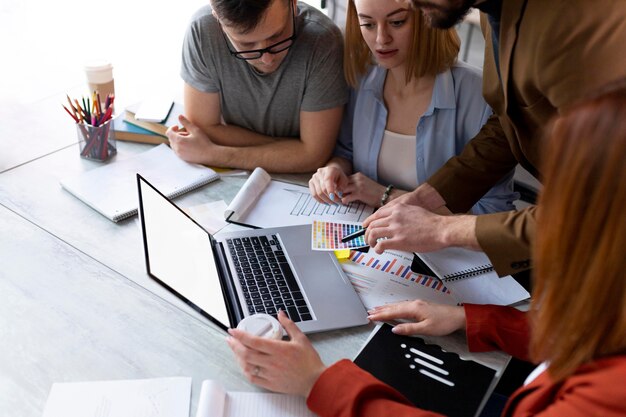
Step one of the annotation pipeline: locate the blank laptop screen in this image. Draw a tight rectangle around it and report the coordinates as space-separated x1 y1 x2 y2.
139 179 230 326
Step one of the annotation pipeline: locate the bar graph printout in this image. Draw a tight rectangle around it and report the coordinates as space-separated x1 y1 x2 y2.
224 168 375 228
343 249 530 306
341 250 458 309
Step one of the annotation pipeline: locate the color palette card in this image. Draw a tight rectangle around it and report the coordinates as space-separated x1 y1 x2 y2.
311 219 368 251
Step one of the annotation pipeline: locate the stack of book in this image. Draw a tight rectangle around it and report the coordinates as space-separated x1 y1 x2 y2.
112 102 184 145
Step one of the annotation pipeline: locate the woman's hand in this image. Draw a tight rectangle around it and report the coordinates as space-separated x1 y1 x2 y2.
368 300 466 336
339 173 389 208
226 311 327 397
310 169 407 208
309 166 349 205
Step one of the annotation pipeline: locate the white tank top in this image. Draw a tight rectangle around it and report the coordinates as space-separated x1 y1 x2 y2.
377 129 418 190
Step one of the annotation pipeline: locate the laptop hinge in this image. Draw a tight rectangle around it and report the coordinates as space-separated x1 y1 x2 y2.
212 238 244 327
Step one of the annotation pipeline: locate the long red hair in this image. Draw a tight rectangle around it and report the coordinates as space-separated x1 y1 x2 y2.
531 80 626 381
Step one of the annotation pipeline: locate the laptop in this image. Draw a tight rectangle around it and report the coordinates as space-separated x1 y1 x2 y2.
137 174 368 333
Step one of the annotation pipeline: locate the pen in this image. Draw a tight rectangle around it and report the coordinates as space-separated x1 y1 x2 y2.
341 228 366 243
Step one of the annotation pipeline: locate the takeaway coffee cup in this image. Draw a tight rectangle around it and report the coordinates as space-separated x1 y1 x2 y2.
84 60 115 103
237 313 283 339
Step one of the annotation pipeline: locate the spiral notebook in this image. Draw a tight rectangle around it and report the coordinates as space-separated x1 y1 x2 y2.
61 144 219 222
412 247 498 282
410 248 530 305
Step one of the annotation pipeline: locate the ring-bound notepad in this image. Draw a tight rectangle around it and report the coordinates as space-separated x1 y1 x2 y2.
61 144 219 222
409 247 530 306
412 247 497 282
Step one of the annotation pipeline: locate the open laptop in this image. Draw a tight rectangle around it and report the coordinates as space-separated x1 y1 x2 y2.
137 174 368 333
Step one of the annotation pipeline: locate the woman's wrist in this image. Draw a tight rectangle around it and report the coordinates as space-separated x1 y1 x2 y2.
379 184 395 207
303 364 328 398
387 187 405 202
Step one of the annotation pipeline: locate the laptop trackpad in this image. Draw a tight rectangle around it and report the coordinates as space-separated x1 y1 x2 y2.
290 253 367 330
291 253 350 293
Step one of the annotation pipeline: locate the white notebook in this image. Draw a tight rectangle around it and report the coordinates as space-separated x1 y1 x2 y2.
61 144 219 222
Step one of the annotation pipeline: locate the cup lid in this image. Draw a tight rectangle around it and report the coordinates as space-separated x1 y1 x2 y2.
237 314 282 339
84 60 113 72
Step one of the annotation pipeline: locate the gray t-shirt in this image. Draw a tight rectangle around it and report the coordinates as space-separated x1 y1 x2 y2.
181 2 348 138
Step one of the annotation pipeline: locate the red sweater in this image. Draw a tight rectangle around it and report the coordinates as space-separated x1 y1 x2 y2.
307 305 626 417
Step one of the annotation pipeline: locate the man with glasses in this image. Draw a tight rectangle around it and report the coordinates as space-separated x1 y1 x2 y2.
167 0 348 173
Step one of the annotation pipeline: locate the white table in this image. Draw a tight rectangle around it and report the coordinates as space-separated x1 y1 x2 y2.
0 138 510 417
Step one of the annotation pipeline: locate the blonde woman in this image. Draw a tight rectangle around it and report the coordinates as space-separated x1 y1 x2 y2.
309 0 517 213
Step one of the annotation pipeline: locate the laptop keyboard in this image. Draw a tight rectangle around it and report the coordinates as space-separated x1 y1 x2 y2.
226 234 312 322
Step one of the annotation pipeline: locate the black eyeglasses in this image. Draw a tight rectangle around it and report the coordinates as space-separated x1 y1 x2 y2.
221 1 297 60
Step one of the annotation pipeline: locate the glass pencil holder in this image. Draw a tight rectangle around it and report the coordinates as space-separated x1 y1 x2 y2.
77 120 116 162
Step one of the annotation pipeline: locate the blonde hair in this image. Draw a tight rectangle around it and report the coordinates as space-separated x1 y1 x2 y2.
343 0 460 87
531 80 626 381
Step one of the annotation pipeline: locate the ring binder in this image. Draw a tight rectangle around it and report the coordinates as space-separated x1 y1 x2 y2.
412 248 497 283
443 264 495 281
410 249 530 305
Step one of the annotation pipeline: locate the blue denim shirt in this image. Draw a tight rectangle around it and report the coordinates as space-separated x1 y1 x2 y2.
334 62 518 214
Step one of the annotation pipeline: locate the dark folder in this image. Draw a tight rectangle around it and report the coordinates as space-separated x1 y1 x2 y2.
354 323 496 417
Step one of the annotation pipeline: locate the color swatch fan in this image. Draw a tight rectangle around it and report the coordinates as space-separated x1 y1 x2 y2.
311 220 367 250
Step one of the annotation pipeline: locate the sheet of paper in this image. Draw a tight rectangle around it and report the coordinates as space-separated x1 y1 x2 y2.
444 273 530 306
195 380 225 417
225 392 315 417
42 377 191 417
311 220 368 251
196 379 314 417
184 200 229 234
225 168 375 228
341 250 458 309
225 167 272 221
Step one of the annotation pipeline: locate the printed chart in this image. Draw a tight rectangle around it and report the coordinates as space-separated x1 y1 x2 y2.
311 220 368 250
349 250 451 294
344 250 530 306
341 250 457 309
287 188 372 221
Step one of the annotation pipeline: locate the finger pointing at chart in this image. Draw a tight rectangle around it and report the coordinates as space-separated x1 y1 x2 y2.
364 203 454 254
